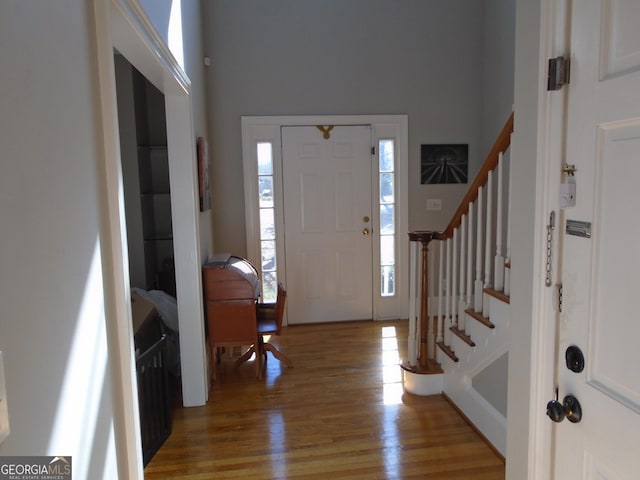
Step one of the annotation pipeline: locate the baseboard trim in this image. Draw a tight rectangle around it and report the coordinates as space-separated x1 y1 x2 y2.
442 392 506 464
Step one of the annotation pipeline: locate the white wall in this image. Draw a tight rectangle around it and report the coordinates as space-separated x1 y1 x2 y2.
203 0 488 254
0 2 119 478
506 0 545 477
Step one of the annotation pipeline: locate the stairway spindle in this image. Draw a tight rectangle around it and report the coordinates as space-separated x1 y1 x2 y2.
494 153 505 292
483 170 493 318
474 186 484 313
459 215 467 332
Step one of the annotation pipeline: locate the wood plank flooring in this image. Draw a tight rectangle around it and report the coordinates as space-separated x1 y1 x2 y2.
144 320 505 479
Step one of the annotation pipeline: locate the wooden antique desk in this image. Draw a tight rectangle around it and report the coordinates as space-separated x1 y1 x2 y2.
202 254 261 380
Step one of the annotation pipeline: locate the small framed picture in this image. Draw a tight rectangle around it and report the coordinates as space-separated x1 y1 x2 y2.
421 144 468 184
197 137 211 211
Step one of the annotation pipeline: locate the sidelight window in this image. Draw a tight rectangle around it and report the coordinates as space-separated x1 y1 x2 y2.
257 142 277 301
379 140 396 297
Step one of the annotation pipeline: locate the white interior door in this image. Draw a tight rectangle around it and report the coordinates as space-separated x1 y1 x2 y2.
282 125 373 324
553 1 640 477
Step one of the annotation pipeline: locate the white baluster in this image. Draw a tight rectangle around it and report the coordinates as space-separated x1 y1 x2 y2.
505 144 513 296
437 240 444 343
474 186 484 313
408 239 418 367
445 237 452 345
452 228 458 330
465 203 474 333
427 246 435 360
483 170 493 318
459 214 466 332
494 152 505 291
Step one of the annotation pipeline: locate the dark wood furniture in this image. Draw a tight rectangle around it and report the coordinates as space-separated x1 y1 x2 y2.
202 255 261 380
234 283 292 377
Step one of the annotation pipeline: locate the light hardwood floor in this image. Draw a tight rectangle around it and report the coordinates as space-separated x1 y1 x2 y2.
144 320 505 479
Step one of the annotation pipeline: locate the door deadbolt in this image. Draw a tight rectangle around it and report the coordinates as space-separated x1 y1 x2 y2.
363 216 370 223
546 389 582 423
565 345 585 373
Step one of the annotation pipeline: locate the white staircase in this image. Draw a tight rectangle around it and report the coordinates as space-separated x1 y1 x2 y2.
403 113 514 457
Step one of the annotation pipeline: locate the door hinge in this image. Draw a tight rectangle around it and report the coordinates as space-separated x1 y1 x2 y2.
556 283 563 313
371 146 376 155
548 56 570 91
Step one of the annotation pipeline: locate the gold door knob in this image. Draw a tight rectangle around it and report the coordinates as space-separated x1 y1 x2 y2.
363 228 370 236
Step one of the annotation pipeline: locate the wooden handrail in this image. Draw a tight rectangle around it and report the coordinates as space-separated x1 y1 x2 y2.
439 112 514 239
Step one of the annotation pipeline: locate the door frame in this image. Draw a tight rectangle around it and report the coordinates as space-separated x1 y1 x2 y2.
93 0 208 475
241 115 409 322
511 0 568 478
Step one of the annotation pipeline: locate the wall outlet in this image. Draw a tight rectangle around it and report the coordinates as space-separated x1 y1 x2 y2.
426 199 442 211
0 351 9 444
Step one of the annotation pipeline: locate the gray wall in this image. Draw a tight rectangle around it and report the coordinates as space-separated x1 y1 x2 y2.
203 0 503 255
473 352 509 416
483 0 516 154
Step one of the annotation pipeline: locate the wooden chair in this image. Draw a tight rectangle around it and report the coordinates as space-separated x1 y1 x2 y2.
257 283 292 368
235 283 292 377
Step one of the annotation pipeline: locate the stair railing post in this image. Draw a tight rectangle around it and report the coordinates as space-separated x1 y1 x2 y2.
408 238 419 367
408 231 437 370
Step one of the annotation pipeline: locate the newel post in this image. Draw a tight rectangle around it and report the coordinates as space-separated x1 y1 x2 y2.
408 231 437 370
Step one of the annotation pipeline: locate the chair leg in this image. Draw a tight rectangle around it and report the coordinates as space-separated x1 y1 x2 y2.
263 343 293 368
233 345 256 368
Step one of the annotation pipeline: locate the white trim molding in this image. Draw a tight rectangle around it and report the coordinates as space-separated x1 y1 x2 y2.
93 0 208 476
241 115 409 322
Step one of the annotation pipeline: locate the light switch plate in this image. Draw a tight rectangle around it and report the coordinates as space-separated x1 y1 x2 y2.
0 351 9 444
426 199 442 211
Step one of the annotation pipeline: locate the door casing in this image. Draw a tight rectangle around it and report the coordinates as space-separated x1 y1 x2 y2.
241 115 409 323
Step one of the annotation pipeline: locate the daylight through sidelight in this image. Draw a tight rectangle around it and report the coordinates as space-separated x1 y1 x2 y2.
257 142 277 301
379 140 396 297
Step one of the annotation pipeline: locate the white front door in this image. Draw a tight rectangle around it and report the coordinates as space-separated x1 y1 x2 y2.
553 1 640 477
282 125 373 324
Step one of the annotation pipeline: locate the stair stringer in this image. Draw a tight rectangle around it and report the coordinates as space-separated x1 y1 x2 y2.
439 295 510 457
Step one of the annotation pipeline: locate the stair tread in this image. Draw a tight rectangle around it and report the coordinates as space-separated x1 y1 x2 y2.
450 326 476 347
484 287 510 304
465 308 495 329
436 341 459 363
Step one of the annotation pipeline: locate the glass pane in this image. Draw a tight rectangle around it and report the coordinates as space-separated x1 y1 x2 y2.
262 271 277 302
259 176 273 208
259 208 275 240
379 140 394 172
380 204 395 234
381 265 395 296
380 235 395 266
380 173 394 203
261 240 276 272
257 142 273 175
